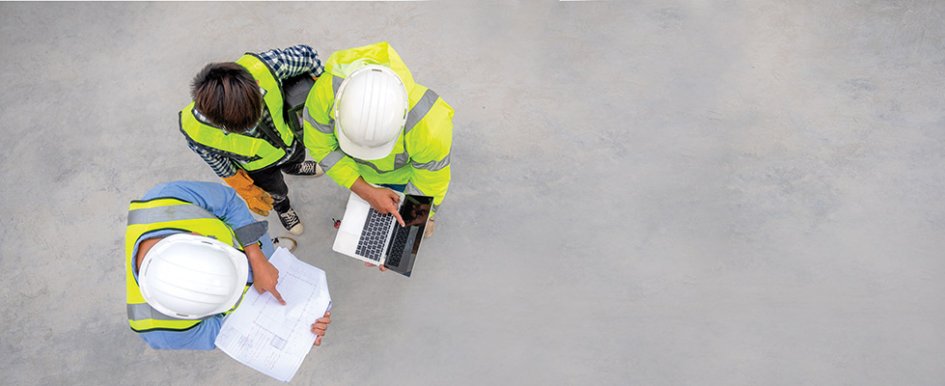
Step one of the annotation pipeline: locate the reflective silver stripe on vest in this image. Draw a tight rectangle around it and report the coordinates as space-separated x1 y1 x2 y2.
353 158 391 174
304 107 334 134
319 149 346 172
351 152 410 174
404 89 439 134
394 152 410 169
127 303 209 321
413 152 451 172
127 205 217 225
332 76 344 96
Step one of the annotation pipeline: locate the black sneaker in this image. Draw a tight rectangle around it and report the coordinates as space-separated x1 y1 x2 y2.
278 208 304 235
284 161 324 176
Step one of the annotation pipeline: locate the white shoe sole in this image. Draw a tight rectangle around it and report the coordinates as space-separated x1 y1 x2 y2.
273 237 298 252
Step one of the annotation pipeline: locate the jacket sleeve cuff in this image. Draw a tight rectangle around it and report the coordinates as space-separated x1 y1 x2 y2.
233 221 269 246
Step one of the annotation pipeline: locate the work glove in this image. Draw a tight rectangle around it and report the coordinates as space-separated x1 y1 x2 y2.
223 169 274 216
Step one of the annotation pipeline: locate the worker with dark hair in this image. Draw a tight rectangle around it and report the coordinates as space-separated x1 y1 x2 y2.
180 45 325 235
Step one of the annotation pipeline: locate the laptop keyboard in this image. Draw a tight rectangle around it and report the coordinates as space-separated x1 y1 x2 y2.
385 227 410 267
356 208 394 261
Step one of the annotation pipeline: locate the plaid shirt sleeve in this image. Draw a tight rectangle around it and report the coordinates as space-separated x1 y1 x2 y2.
186 139 238 178
257 44 324 81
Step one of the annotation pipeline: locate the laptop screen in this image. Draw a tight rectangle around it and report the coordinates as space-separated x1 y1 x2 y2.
384 194 433 276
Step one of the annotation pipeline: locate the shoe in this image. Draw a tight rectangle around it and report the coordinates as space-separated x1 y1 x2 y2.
272 236 298 252
278 208 304 235
284 161 324 177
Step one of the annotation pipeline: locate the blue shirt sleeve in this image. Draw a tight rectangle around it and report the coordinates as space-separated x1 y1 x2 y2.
136 315 224 350
134 181 276 350
142 181 258 243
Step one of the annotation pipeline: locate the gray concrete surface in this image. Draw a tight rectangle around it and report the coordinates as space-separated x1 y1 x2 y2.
1 1 944 385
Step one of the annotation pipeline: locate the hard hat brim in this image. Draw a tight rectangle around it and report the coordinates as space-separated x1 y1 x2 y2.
336 124 399 161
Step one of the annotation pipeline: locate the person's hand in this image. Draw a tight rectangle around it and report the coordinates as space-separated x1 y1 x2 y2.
364 261 387 272
245 244 285 304
252 259 285 304
363 187 405 227
312 311 331 346
351 178 405 226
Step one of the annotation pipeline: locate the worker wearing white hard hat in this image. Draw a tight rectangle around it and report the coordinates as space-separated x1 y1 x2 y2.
137 234 249 320
302 42 454 266
125 181 330 350
333 65 410 161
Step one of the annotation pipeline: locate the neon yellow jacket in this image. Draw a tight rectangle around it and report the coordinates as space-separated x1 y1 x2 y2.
125 197 248 332
179 54 296 171
303 42 453 212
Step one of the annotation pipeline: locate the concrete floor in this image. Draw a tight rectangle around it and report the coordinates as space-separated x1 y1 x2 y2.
1 1 944 385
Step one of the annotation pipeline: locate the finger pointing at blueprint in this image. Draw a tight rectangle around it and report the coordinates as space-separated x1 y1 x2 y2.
215 248 332 382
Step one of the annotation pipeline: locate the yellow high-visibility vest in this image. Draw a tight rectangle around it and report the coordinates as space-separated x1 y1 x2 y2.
125 197 248 332
180 54 296 171
303 42 453 213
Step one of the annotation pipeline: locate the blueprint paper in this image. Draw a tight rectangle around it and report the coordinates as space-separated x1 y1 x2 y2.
215 247 331 382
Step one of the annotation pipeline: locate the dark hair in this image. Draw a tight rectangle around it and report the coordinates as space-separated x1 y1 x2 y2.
191 63 262 132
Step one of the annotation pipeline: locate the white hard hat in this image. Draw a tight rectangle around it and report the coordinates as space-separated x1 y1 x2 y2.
334 65 409 160
138 233 249 320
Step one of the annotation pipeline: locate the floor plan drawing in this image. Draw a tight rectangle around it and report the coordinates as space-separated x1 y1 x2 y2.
215 248 331 382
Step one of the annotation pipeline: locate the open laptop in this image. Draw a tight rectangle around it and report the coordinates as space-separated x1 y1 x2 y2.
332 190 433 277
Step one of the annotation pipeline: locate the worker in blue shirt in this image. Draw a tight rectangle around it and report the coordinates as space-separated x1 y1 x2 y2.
124 181 330 350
